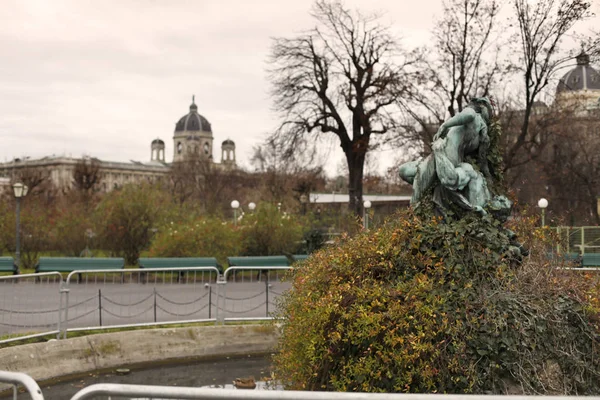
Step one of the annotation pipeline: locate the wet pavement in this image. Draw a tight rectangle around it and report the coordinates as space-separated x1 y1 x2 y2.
4 354 273 400
1 279 291 337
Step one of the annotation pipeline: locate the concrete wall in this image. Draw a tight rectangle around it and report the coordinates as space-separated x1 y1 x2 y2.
0 325 279 387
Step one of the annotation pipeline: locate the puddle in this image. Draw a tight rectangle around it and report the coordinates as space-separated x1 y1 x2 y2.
5 354 273 400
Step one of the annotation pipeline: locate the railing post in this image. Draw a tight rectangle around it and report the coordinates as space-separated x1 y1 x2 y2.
216 274 226 325
153 288 157 323
98 289 102 327
265 278 269 317
62 282 71 340
208 284 212 319
57 281 64 340
582 227 586 255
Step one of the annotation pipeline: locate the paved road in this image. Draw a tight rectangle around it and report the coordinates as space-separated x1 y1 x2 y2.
0 273 292 338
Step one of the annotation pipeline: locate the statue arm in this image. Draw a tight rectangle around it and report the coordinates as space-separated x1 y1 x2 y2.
433 108 477 141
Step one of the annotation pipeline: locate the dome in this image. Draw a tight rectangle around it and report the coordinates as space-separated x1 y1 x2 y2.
556 52 600 94
152 138 164 145
222 139 235 146
174 98 212 133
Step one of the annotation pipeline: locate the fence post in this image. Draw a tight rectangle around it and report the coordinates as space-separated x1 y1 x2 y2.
208 285 212 320
57 282 64 340
62 283 71 340
216 274 226 325
98 289 102 327
153 288 157 323
582 227 586 255
265 278 269 317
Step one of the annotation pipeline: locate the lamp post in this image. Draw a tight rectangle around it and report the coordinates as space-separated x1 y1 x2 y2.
300 194 308 215
538 198 549 227
12 183 29 268
231 200 240 226
248 202 256 213
363 200 372 230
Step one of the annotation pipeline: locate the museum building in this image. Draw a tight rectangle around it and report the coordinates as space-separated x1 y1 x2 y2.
0 98 236 191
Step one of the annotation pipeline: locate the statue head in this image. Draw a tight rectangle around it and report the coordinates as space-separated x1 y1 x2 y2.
468 97 494 123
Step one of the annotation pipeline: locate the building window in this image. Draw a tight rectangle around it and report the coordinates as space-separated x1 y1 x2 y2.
204 142 209 155
177 142 182 154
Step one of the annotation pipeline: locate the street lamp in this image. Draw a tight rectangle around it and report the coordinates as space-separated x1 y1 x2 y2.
538 198 549 227
12 182 29 268
248 202 256 212
231 200 240 226
363 200 372 230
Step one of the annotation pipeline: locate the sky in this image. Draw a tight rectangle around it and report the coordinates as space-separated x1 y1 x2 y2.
1 0 598 176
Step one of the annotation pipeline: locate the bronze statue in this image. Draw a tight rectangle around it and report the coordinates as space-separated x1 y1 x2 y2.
399 97 495 215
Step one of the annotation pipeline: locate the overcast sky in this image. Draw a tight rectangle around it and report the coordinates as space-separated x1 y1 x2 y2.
1 0 598 175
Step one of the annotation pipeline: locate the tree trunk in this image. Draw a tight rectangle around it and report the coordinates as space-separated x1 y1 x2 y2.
346 148 366 216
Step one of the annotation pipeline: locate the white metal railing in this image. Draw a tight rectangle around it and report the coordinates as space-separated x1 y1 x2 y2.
60 267 221 339
0 266 293 343
0 272 64 342
4 371 600 400
0 370 44 400
557 226 600 254
67 383 600 400
219 266 293 324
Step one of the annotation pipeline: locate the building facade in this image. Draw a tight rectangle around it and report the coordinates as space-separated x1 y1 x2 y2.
506 51 600 225
0 98 237 192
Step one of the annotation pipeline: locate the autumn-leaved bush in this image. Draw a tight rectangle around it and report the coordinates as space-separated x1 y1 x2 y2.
238 203 305 256
273 209 600 394
149 216 243 266
95 184 170 265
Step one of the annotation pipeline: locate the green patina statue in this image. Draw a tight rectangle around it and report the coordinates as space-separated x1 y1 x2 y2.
399 97 503 216
399 97 527 256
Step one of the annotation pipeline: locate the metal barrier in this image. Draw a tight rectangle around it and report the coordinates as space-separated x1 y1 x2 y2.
0 266 295 343
220 267 292 324
60 267 221 338
0 370 44 400
5 370 600 400
557 226 600 254
0 272 63 343
67 383 600 400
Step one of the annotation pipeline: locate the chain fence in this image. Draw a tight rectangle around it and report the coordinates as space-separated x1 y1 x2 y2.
0 272 63 343
219 267 292 323
0 266 293 343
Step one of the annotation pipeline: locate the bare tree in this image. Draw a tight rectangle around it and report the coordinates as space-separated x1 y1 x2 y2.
72 156 102 194
397 0 505 161
250 141 327 205
268 0 415 215
539 109 600 225
429 0 502 115
504 0 597 174
169 154 246 214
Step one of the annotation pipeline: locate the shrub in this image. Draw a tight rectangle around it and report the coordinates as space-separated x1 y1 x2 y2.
95 184 170 265
239 203 305 256
50 201 94 257
273 209 600 394
149 216 243 265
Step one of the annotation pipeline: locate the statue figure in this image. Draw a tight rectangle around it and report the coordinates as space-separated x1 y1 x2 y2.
399 97 494 215
399 96 528 258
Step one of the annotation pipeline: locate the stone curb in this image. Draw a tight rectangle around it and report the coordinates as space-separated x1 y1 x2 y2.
0 324 280 387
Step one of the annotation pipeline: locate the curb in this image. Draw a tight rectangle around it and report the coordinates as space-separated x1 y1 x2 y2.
0 324 279 387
